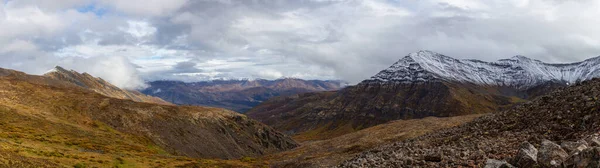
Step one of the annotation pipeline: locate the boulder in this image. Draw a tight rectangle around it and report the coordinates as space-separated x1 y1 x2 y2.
586 135 600 147
484 159 516 168
563 147 600 168
512 142 538 167
538 139 568 167
561 140 589 154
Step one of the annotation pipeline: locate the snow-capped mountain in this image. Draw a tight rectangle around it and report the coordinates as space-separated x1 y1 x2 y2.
365 50 600 89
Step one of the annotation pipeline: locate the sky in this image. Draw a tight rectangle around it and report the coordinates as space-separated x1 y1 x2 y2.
1 0 600 89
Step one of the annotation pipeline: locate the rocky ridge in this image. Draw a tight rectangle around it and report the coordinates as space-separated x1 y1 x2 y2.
44 66 170 105
338 78 600 167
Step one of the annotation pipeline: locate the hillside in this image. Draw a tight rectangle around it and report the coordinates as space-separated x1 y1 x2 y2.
44 66 170 105
0 67 297 167
264 115 482 168
247 51 595 140
339 78 600 167
141 79 343 113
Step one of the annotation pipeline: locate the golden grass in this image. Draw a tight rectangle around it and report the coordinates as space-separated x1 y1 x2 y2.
0 77 269 168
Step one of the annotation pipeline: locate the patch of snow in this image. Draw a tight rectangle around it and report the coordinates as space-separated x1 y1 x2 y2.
365 50 600 89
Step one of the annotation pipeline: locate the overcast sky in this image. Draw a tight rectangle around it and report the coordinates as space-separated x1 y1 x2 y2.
1 0 600 89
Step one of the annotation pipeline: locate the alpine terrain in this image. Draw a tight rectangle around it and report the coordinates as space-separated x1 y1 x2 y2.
247 51 600 140
142 79 343 113
339 78 600 167
0 67 297 167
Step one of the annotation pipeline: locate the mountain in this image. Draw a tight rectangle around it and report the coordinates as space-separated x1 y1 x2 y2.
141 78 344 113
0 67 297 167
247 51 600 140
365 50 600 89
44 66 171 105
339 78 600 167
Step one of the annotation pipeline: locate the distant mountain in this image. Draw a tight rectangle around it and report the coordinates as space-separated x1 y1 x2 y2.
0 67 297 167
44 66 171 105
247 51 600 140
141 78 344 113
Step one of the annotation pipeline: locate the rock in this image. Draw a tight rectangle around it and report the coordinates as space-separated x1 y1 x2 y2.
587 136 600 147
561 140 589 154
424 152 442 162
538 139 569 167
484 159 515 168
512 142 538 167
563 147 600 168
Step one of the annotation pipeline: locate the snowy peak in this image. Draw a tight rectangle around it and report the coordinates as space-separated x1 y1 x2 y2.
365 51 600 89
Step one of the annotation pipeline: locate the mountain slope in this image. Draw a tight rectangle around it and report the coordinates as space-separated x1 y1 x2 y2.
247 51 599 141
0 67 297 167
264 114 483 168
141 79 343 113
339 78 600 167
44 66 170 105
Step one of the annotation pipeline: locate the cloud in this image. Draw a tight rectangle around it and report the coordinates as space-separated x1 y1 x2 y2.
99 0 188 16
55 55 148 89
2 0 600 88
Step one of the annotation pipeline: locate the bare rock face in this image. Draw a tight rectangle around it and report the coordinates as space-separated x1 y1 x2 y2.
538 139 569 167
512 142 538 167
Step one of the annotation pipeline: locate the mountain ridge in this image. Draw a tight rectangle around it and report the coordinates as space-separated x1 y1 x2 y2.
44 66 171 105
365 50 600 89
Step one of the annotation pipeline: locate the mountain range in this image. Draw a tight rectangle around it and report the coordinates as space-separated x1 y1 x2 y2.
141 79 344 113
247 51 600 140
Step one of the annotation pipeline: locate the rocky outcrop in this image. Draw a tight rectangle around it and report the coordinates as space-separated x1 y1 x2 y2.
338 78 600 167
44 66 170 105
142 79 343 113
490 136 600 168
